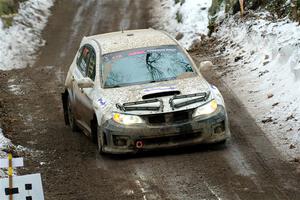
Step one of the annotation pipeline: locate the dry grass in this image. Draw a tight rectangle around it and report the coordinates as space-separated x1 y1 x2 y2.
0 0 26 27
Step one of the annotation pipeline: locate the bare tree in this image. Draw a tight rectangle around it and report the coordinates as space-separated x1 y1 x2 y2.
291 0 300 21
145 53 164 81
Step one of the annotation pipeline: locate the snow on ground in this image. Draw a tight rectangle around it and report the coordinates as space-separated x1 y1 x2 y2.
152 0 212 49
0 0 54 70
0 0 54 176
0 128 11 153
214 13 300 160
155 1 300 160
0 127 33 177
0 128 12 177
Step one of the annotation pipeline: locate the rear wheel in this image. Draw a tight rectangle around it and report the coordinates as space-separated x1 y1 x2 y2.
67 99 79 132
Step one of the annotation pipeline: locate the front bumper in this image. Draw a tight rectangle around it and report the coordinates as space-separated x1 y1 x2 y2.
101 106 229 154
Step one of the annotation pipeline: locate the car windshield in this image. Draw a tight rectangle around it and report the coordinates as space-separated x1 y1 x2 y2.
101 45 196 88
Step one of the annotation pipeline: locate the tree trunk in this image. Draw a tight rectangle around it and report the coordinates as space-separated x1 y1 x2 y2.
291 0 298 21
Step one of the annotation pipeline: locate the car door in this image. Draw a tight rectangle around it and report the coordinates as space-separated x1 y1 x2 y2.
72 44 96 134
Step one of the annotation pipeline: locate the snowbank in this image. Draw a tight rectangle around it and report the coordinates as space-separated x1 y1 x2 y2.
154 0 300 160
0 0 54 70
0 128 11 152
152 0 212 49
0 0 53 176
215 14 300 159
0 128 12 177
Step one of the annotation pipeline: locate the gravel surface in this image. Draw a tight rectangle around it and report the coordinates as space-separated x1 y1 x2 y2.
0 0 299 199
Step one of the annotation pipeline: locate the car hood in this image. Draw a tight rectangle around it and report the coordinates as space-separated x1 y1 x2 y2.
98 76 212 115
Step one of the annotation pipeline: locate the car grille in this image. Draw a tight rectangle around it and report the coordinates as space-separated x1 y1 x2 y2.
146 110 191 125
142 132 201 146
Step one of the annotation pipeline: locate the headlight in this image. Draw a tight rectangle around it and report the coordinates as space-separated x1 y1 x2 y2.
193 100 218 117
113 113 144 125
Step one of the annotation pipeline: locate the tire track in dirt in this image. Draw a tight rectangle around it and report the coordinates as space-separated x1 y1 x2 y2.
0 1 300 199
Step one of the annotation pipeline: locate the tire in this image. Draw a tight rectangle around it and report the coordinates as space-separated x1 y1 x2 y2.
97 127 104 154
214 139 227 146
91 117 105 154
67 99 79 132
91 118 98 144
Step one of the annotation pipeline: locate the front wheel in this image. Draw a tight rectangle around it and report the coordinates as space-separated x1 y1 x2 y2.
67 99 79 132
97 127 104 154
213 139 227 147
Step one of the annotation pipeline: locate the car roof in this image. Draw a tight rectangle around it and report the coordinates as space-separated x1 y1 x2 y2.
86 29 178 54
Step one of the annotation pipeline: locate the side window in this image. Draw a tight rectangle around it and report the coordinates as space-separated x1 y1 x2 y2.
77 46 91 76
87 51 96 81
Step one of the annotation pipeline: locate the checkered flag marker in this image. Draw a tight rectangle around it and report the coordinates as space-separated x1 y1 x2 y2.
0 154 44 200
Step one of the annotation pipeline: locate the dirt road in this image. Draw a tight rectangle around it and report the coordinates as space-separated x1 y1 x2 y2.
0 0 300 199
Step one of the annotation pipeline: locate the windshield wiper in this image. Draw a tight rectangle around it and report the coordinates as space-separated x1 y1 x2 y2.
105 85 121 88
169 92 210 110
105 79 173 88
116 99 164 112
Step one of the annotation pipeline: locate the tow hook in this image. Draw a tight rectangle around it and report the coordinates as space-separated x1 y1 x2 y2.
136 141 144 149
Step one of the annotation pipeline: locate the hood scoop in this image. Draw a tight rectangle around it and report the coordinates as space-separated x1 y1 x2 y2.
142 91 181 100
116 99 164 112
169 92 210 110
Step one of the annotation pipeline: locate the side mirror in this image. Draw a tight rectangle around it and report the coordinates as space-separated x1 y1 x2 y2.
198 61 213 70
77 77 94 89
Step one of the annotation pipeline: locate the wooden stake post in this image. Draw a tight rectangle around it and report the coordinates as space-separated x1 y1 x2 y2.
8 153 13 200
0 154 23 199
239 0 244 17
0 155 46 200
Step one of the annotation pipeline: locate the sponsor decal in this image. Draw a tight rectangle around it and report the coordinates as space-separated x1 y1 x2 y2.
146 48 176 53
98 98 107 108
128 50 145 56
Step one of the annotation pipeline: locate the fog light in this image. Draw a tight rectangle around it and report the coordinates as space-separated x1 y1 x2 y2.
214 126 223 134
214 121 225 134
113 136 128 146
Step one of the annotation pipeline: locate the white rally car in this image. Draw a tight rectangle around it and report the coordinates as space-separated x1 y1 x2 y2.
62 29 230 154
